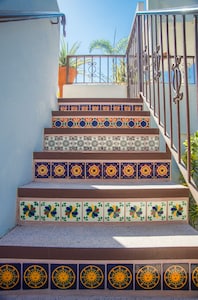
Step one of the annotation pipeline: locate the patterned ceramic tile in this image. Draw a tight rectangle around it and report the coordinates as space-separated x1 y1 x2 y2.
168 200 188 221
61 202 82 222
40 201 60 222
147 201 167 221
107 264 133 290
59 104 143 112
120 163 137 179
103 163 119 179
44 136 60 151
20 201 40 221
79 264 105 289
0 263 21 290
52 162 67 179
135 264 161 290
83 202 103 222
138 162 154 179
23 264 48 289
163 264 189 290
34 162 50 179
126 202 146 222
44 135 159 152
86 162 102 179
191 264 198 290
51 264 77 289
104 202 124 222
69 162 85 179
154 162 170 179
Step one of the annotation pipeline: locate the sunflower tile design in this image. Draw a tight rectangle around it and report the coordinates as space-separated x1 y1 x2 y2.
138 162 154 179
51 264 77 289
147 201 167 221
163 264 189 290
20 201 40 221
40 201 60 222
107 264 133 290
126 202 146 222
0 263 21 290
104 202 124 222
154 162 170 179
135 264 161 290
69 162 85 179
79 264 105 289
103 163 119 179
168 200 188 221
34 162 50 179
83 202 103 222
52 162 67 179
23 264 48 289
191 264 198 290
120 163 137 179
61 202 82 222
86 162 102 179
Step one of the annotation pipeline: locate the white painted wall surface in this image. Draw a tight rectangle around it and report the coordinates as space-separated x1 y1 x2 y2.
0 0 60 237
146 0 198 10
63 84 127 98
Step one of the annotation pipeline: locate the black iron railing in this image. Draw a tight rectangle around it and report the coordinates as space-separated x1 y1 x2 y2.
126 7 198 201
65 55 127 84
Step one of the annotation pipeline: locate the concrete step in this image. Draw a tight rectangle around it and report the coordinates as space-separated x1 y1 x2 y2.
58 97 144 112
43 128 160 152
17 182 189 224
33 149 171 181
0 223 197 294
52 111 150 129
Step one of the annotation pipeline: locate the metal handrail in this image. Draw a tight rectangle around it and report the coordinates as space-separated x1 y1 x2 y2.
126 8 198 201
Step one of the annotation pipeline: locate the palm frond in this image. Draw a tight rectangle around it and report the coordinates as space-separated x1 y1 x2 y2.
89 40 114 54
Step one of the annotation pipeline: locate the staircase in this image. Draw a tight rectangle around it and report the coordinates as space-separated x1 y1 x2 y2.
0 96 198 297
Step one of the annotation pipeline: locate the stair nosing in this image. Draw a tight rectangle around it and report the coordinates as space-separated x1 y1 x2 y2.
33 151 171 160
44 128 159 134
58 98 143 104
52 111 150 117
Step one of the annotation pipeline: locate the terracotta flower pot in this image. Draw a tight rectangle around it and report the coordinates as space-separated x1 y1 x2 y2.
58 66 77 97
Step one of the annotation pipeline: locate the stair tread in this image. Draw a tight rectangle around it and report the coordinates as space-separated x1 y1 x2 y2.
18 181 189 198
0 223 197 251
19 181 187 190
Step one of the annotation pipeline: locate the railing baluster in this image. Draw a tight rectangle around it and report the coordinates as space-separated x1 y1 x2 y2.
182 14 191 183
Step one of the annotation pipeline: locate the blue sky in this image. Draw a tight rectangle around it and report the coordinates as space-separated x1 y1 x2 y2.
57 0 145 53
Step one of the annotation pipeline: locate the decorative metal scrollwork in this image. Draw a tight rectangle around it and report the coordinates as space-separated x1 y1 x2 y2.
129 54 138 84
143 46 149 81
153 45 161 81
88 61 97 80
172 56 183 103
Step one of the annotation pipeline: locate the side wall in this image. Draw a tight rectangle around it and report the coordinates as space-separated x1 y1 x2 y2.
0 0 60 237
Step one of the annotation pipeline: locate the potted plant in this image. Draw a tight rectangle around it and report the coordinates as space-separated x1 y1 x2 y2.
58 39 81 97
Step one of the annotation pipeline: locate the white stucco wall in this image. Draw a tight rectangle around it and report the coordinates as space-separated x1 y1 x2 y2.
63 84 127 98
0 0 60 237
146 0 198 10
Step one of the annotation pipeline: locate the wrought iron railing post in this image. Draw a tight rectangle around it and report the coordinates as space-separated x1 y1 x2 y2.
137 15 143 93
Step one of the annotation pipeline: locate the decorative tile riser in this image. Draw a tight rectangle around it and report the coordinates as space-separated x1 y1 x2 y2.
52 116 150 129
44 135 159 152
34 160 171 181
18 198 188 223
0 260 197 291
59 103 143 112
